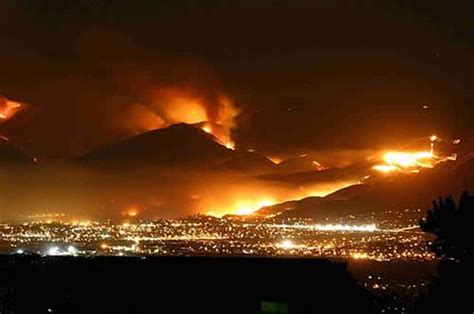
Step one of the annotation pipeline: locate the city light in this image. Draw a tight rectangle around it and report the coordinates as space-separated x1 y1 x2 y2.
0 209 434 262
277 239 296 250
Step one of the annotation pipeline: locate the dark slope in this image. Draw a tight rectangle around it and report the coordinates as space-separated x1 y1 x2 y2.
80 123 275 172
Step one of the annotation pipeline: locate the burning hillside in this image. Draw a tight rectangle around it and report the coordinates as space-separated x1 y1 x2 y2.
372 135 458 174
144 88 239 150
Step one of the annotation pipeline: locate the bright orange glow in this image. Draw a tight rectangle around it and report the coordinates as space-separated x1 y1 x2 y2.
204 180 358 217
0 96 23 122
372 164 398 173
163 97 208 124
200 121 236 150
351 252 370 260
122 207 139 218
224 141 235 150
150 88 239 150
234 198 275 215
373 151 436 173
201 125 212 134
372 135 456 173
207 198 276 217
312 160 325 171
268 156 283 164
384 151 433 168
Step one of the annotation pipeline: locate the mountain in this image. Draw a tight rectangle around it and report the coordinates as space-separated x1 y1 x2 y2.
258 153 474 219
80 123 275 172
257 184 372 219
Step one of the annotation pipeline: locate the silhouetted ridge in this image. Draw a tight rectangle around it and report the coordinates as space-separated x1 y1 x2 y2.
80 123 275 171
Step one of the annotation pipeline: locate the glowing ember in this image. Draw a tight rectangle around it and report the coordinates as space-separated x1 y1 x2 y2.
199 121 236 150
0 96 23 122
268 156 284 164
224 141 236 150
201 125 212 134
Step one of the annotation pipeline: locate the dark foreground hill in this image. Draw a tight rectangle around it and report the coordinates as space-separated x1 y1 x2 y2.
0 255 374 314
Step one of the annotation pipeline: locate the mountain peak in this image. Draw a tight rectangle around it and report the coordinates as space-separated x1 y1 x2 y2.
80 123 274 172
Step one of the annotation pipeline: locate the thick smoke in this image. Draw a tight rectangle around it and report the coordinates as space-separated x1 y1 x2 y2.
0 25 238 157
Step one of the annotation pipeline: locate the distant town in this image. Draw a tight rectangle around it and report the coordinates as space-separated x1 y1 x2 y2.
1 208 432 262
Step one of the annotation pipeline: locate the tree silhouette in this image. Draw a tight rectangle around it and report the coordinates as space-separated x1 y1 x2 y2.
420 190 474 261
416 191 474 313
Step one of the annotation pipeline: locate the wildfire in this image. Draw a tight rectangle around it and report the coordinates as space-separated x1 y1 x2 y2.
122 206 139 218
207 198 276 217
0 96 23 123
373 151 434 173
373 135 457 173
267 156 284 164
148 88 239 150
199 121 236 150
201 125 212 134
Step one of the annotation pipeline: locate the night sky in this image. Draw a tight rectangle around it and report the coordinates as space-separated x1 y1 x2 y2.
1 0 473 158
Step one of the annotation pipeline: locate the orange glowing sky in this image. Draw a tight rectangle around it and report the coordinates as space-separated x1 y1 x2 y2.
0 1 472 221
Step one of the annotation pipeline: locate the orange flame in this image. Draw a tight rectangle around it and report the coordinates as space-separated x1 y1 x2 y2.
122 206 140 218
207 198 276 217
267 156 284 164
0 96 23 123
373 135 457 173
149 88 239 149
